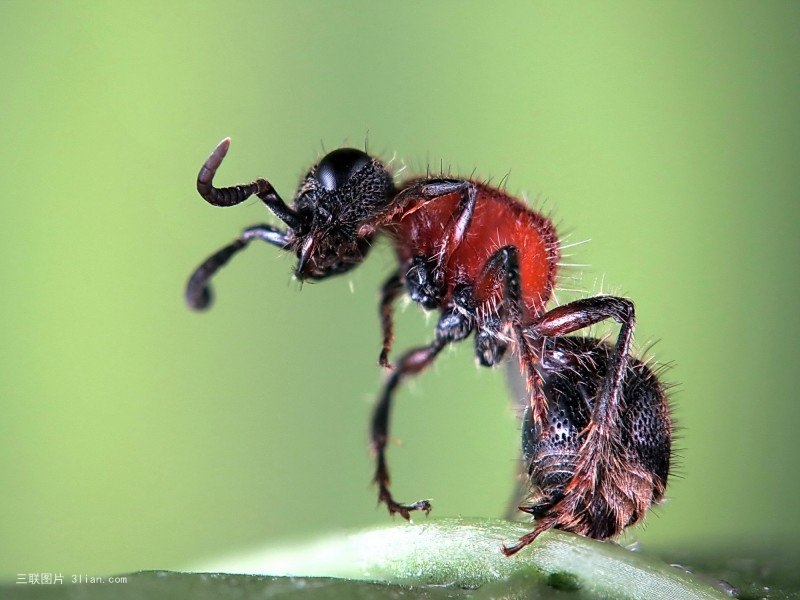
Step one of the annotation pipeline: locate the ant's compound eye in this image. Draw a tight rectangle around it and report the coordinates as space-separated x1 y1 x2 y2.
315 148 372 191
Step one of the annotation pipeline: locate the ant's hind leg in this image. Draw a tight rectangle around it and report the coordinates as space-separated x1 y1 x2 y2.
185 224 291 310
530 296 636 431
371 339 446 519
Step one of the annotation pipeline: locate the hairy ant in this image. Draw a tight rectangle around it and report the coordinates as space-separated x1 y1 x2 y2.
185 138 672 555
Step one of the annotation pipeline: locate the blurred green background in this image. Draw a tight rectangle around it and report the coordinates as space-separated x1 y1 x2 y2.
1 0 798 582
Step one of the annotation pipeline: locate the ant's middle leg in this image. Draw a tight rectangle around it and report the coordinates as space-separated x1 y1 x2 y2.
371 339 446 519
378 268 474 368
472 246 545 415
471 246 555 523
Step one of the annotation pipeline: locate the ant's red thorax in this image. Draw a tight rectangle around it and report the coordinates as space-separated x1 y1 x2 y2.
387 181 559 322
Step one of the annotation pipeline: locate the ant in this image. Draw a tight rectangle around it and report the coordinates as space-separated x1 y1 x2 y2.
185 138 672 555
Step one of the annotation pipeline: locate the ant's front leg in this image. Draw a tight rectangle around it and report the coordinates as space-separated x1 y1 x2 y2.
378 181 475 365
371 340 445 519
185 224 292 310
371 297 473 518
413 180 478 266
378 179 478 364
387 179 478 306
378 271 403 368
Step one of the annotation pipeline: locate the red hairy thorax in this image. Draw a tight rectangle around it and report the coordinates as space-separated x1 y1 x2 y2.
387 182 559 322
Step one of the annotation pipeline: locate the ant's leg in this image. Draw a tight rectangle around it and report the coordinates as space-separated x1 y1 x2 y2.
372 290 472 516
501 519 558 556
471 246 554 530
472 246 544 416
414 180 478 266
371 339 446 519
472 246 524 364
406 255 442 309
501 296 636 555
185 224 291 310
530 296 635 432
389 180 478 304
197 138 302 230
378 270 403 368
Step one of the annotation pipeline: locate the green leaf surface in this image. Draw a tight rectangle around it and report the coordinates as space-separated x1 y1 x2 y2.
5 518 776 600
192 518 728 598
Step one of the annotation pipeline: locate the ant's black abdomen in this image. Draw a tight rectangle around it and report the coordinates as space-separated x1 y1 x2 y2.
521 337 671 536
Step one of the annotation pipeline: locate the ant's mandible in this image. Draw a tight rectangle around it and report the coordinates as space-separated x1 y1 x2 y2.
185 138 672 555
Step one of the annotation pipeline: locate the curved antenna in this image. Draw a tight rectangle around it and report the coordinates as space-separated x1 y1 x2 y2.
197 138 253 206
196 138 303 231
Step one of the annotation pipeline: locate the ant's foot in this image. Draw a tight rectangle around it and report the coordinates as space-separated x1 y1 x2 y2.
500 541 524 557
501 521 551 556
377 484 432 520
384 497 432 520
378 350 394 370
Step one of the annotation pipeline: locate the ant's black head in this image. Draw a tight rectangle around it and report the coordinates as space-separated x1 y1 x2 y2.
194 139 395 286
287 148 395 280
